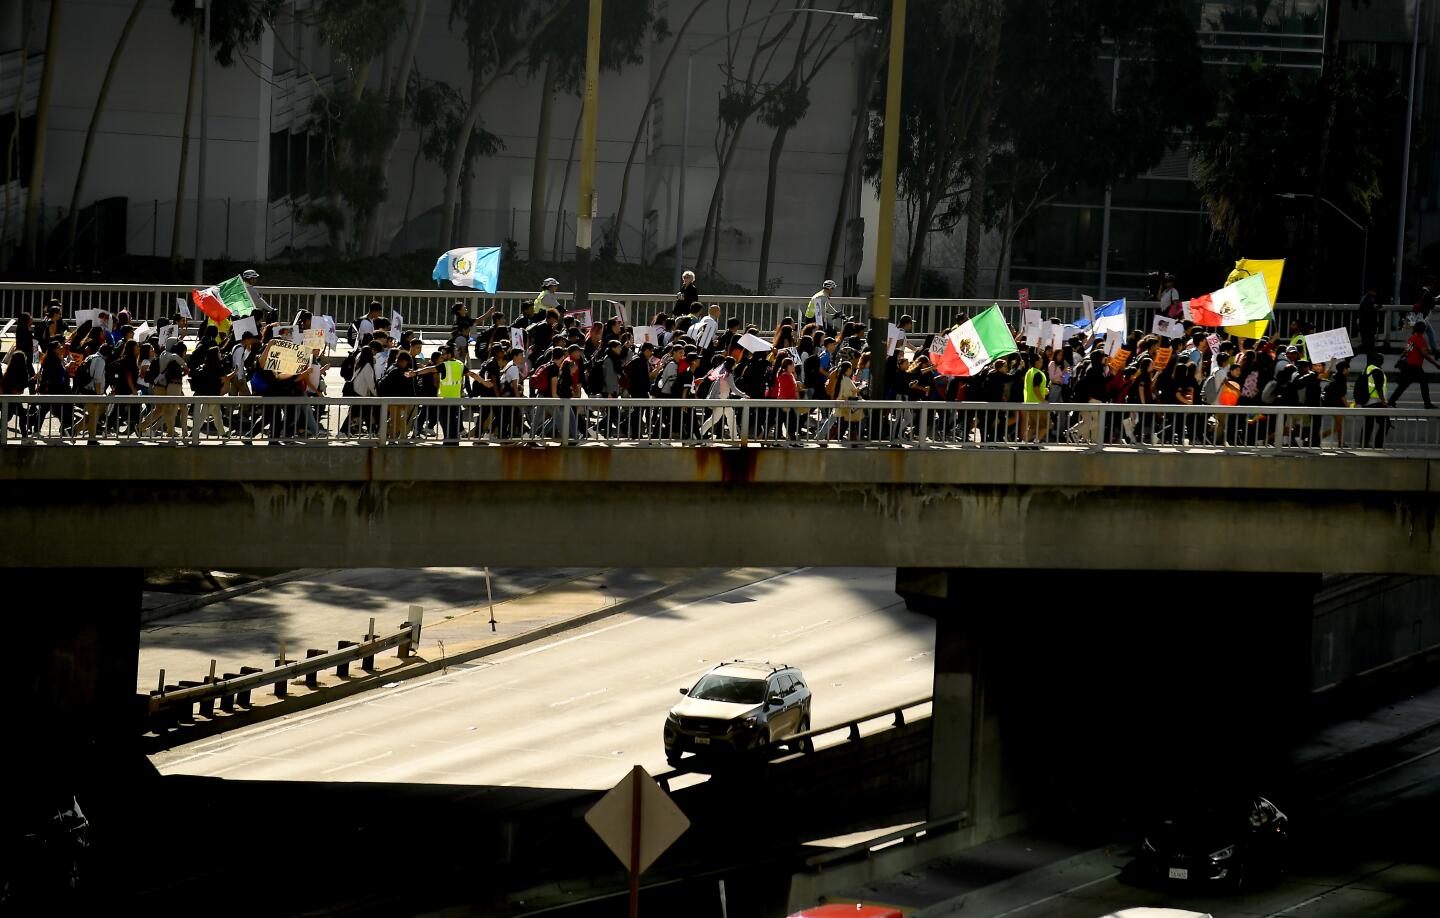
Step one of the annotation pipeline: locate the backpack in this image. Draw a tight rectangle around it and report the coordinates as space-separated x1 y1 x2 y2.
1260 379 1280 405
339 351 357 381
528 361 553 395
1355 367 1377 406
75 356 98 393
586 356 609 395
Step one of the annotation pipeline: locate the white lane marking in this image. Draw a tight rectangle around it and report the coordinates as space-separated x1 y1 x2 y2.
987 871 1120 917
157 568 806 769
549 687 609 708
770 619 832 639
318 749 393 775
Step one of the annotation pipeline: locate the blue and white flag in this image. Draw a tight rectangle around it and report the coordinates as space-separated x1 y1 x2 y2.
433 246 501 293
1074 298 1126 337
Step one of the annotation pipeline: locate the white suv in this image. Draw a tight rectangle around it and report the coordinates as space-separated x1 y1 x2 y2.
664 661 812 764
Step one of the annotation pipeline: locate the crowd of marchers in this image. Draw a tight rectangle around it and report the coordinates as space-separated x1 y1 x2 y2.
1 272 1438 448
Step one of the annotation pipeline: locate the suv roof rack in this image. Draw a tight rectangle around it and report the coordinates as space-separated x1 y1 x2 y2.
723 659 788 674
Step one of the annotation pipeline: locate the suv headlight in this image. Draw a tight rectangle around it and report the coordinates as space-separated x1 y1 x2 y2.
666 711 679 723
1209 845 1235 861
738 714 759 729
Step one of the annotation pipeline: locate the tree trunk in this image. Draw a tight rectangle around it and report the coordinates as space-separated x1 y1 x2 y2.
359 0 429 256
21 0 64 269
756 122 789 293
614 0 710 254
3 0 36 269
696 119 749 278
528 57 557 260
825 35 886 279
901 192 941 296
991 196 1013 299
551 101 584 261
67 0 147 258
400 129 425 233
170 15 201 271
436 0 573 251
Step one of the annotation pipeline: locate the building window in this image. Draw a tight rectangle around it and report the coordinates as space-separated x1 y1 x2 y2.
268 130 288 201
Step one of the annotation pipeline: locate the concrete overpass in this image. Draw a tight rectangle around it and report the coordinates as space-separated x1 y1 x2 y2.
3 444 1438 573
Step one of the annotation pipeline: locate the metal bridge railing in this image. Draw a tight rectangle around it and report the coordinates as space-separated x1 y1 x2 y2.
0 281 1417 340
2 396 1437 454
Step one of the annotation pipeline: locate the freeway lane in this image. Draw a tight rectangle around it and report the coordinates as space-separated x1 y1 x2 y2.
150 567 936 790
901 724 1440 918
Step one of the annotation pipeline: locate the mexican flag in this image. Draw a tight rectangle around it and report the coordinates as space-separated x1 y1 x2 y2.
1187 272 1271 328
192 275 258 323
933 305 1017 377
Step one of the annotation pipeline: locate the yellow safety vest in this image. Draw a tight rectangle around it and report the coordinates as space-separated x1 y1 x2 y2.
439 359 465 398
806 293 826 319
1366 364 1387 402
1023 367 1048 404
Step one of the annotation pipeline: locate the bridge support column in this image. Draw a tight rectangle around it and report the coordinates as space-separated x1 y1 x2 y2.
10 568 144 786
900 567 1317 842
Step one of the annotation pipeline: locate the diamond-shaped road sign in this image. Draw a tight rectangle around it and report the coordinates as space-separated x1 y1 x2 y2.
584 765 690 876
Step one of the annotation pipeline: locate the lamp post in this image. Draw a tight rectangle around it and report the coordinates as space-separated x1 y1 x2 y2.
574 0 603 317
193 0 210 285
672 8 879 291
1392 0 1422 306
1276 192 1369 298
864 0 904 402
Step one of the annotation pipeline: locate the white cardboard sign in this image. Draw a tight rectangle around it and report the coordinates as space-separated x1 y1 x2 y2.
1304 328 1354 363
1153 315 1186 339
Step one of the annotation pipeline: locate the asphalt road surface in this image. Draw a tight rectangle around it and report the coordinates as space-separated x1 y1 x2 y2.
150 567 937 790
912 723 1440 918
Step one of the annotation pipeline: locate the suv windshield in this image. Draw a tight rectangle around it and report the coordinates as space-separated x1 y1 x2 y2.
689 674 766 705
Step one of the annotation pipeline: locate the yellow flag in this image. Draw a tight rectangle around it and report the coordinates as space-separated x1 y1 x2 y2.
1221 258 1283 339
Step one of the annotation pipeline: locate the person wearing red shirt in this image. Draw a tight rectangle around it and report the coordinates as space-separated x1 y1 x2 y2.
1390 320 1440 409
768 356 801 442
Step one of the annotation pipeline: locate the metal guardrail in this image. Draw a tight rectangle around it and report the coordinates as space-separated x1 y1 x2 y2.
0 280 1416 339
3 396 1439 454
654 696 933 792
145 608 424 730
803 814 966 870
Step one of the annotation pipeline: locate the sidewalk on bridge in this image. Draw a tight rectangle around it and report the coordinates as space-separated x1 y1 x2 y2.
803 679 1440 916
139 566 730 725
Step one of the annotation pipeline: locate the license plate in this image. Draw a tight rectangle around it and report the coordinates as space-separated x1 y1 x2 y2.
1167 868 1188 880
693 737 709 745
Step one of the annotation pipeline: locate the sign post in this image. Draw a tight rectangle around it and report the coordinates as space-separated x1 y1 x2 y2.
585 765 690 917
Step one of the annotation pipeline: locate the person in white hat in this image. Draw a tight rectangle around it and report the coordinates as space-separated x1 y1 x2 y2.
535 277 562 316
805 279 840 332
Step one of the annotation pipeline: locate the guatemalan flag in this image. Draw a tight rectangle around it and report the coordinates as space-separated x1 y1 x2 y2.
433 246 501 293
932 305 1018 377
1073 298 1127 338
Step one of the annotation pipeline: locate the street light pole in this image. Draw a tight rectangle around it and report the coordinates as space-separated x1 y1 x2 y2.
193 0 209 285
672 8 878 291
1392 0 1422 306
866 0 905 401
574 0 603 317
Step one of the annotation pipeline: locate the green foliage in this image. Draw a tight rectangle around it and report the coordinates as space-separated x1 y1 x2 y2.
168 0 283 66
1193 61 1402 252
408 76 504 177
527 0 666 91
314 0 408 74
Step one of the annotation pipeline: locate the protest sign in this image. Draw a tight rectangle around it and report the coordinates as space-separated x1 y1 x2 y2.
262 338 310 375
634 325 662 349
135 321 153 343
229 316 258 340
1304 328 1354 363
1153 347 1173 371
610 300 627 325
1018 288 1030 311
316 315 338 348
75 308 99 328
303 328 326 351
1206 333 1222 353
1153 315 1186 339
1021 309 1044 345
391 310 403 334
175 297 193 320
510 328 525 351
737 332 773 353
1107 347 1132 373
568 308 594 329
1082 294 1095 327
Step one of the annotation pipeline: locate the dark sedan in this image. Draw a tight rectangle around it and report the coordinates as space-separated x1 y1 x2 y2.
1133 795 1289 886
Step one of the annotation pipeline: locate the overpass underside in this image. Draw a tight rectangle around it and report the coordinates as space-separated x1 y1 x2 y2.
3 446 1438 573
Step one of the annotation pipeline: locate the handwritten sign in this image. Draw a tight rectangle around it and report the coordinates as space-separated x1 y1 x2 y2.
175 297 193 320
1153 346 1173 371
1206 333 1222 353
1304 327 1354 363
262 338 310 375
391 310 403 334
634 325 662 349
1107 348 1131 374
1153 315 1186 339
510 328 525 351
303 328 326 351
567 308 594 329
135 321 154 343
1082 294 1095 328
1018 288 1030 311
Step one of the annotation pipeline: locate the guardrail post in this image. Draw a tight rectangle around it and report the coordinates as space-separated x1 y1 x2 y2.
273 659 289 697
220 673 239 712
336 640 356 677
399 605 424 658
362 618 377 671
848 723 861 742
916 407 929 448
738 405 749 445
304 649 324 688
198 662 218 719
237 666 262 707
177 681 202 723
191 400 203 445
1274 411 1287 449
893 708 906 727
